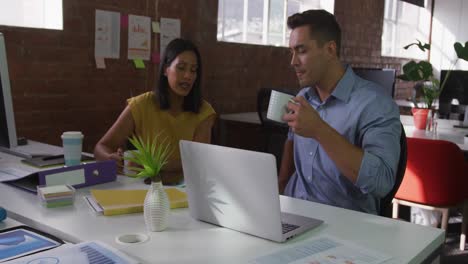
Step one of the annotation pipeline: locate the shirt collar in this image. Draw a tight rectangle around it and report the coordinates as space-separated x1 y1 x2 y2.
330 65 356 103
305 65 356 104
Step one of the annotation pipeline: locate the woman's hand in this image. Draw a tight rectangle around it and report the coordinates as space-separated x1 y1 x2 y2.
108 148 124 173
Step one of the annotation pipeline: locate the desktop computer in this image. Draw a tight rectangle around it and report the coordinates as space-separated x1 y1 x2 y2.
0 32 52 158
439 70 468 123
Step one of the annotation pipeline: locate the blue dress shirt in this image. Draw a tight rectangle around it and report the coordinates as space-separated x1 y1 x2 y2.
284 66 401 214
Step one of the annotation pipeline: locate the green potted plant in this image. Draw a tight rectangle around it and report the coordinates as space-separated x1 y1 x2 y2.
125 134 172 232
398 40 468 129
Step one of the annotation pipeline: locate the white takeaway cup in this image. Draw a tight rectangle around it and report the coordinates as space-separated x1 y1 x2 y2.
61 131 83 166
123 150 134 175
267 90 295 123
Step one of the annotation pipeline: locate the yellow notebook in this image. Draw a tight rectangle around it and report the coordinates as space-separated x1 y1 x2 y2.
90 188 188 216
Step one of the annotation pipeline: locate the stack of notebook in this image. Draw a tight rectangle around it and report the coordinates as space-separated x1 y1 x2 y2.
37 185 75 208
85 188 188 216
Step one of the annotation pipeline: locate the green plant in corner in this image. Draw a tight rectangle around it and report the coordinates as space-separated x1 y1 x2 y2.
398 40 468 109
124 134 172 183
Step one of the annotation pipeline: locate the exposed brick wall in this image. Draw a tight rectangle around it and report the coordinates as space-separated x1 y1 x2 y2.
1 1 155 151
335 0 411 99
0 0 410 152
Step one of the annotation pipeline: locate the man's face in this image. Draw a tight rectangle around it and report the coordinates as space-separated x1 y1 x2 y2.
289 25 329 88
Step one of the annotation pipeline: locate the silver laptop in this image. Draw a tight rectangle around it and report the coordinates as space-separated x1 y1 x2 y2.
180 140 323 243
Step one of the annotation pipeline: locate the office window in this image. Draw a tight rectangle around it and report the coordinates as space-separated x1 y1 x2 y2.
382 0 432 59
217 0 334 47
0 0 63 30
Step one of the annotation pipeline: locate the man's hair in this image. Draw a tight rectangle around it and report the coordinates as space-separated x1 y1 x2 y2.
157 38 202 113
287 9 341 57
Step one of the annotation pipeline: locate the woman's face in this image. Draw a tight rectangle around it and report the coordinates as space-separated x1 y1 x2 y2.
164 51 198 97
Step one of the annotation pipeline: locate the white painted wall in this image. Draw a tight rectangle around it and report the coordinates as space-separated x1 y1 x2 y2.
430 0 468 78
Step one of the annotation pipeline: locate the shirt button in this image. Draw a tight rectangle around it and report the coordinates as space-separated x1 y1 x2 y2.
308 176 312 181
309 152 313 156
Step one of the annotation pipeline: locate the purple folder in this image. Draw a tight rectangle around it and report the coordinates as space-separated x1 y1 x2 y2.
6 160 117 193
37 160 117 188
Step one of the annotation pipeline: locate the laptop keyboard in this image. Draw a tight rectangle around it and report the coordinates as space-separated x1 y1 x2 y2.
281 222 299 234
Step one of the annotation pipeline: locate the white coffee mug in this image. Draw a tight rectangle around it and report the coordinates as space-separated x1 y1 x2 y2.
267 90 294 123
61 131 83 166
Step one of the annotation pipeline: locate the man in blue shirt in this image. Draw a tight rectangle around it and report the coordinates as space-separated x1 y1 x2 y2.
280 10 401 214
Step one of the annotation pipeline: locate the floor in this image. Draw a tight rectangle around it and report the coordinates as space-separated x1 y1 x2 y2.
441 222 467 263
393 206 467 263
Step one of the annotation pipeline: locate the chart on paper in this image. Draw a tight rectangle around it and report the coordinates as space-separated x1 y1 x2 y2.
9 241 139 264
251 236 392 264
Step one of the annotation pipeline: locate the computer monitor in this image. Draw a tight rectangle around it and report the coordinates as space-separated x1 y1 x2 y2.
438 70 468 119
353 68 396 98
0 32 18 149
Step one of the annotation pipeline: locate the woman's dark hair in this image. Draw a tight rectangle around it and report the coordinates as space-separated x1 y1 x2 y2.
157 38 202 113
287 9 341 57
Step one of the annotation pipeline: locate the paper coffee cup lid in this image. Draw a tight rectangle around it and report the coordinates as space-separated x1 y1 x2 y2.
62 131 83 138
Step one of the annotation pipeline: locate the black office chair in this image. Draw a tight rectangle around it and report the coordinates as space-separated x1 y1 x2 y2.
256 88 293 172
353 68 396 98
379 123 407 217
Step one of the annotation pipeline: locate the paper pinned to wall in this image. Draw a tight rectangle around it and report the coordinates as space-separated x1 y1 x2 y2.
95 57 106 69
160 18 181 58
128 15 151 60
94 10 120 59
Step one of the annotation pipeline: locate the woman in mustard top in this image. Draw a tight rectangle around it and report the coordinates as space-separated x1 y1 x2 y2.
94 38 216 185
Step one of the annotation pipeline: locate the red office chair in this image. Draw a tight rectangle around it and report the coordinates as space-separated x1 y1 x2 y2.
392 137 468 250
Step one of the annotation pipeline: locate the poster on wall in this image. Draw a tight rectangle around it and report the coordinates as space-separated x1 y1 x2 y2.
128 15 151 60
160 18 181 59
94 9 120 59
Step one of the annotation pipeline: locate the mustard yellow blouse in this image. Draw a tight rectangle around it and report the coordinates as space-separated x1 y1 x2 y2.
127 92 216 162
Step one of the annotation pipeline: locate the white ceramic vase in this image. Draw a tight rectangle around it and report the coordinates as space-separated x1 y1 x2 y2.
144 181 170 232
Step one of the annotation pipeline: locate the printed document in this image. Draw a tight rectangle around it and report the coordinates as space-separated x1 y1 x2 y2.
251 236 392 264
8 241 138 264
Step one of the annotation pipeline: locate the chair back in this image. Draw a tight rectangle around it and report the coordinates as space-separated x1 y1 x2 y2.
379 123 407 216
395 137 468 206
257 88 270 126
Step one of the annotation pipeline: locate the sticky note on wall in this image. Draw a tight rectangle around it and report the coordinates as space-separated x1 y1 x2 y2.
121 14 129 29
152 52 160 64
152 22 160 33
133 59 145 69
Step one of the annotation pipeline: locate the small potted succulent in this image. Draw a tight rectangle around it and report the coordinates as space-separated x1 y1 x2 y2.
398 40 468 129
125 134 172 232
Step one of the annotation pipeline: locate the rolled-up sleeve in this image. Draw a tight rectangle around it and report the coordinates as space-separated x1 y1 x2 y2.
355 100 401 198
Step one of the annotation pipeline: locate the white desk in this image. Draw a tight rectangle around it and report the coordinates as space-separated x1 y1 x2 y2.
0 149 444 264
400 115 468 151
220 112 468 151
0 140 63 158
0 217 24 230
